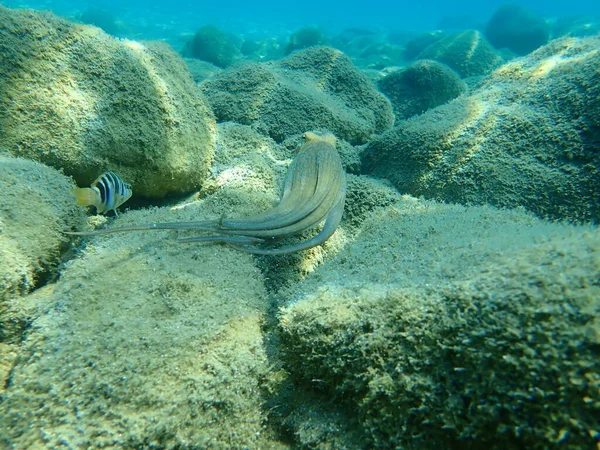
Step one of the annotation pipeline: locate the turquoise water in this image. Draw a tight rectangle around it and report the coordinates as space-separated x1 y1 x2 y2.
3 0 599 43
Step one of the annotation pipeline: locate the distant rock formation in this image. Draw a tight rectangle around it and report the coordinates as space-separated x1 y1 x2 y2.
201 46 394 144
363 36 600 223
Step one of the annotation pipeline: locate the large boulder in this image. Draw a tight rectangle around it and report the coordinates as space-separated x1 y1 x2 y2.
378 59 467 120
205 121 288 197
0 6 216 197
417 30 503 78
278 197 600 449
485 3 550 55
363 36 600 223
0 201 287 448
0 156 85 304
402 30 446 61
182 25 242 68
285 27 327 54
201 46 394 144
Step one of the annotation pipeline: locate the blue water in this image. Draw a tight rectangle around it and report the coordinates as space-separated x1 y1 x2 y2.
3 0 599 43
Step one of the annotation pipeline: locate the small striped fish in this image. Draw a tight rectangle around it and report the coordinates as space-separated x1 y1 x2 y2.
72 171 132 216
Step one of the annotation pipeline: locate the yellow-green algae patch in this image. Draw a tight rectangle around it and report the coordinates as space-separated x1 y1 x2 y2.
0 203 288 449
0 6 216 197
278 197 600 449
0 156 85 304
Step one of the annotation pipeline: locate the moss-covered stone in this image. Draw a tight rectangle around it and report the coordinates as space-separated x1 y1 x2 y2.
363 35 600 223
0 202 288 448
378 59 467 120
0 6 216 198
204 122 288 198
403 30 446 61
182 25 242 68
278 197 600 449
0 156 85 304
183 58 222 84
77 7 123 36
485 3 550 55
418 30 503 78
285 27 326 54
201 46 394 144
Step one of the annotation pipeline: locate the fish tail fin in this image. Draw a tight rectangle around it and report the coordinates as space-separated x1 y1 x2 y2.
72 187 99 207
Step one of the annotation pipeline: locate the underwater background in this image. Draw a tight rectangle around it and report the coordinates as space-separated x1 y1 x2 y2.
1 0 600 448
3 0 600 43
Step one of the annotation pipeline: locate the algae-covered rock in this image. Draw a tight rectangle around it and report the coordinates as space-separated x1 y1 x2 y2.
378 59 467 120
182 25 242 68
0 6 216 198
403 30 446 61
285 27 327 54
485 3 550 55
183 58 222 83
363 35 600 223
278 197 600 449
0 156 85 304
77 6 123 36
331 29 405 70
201 46 394 144
418 30 503 78
0 201 287 448
204 121 289 198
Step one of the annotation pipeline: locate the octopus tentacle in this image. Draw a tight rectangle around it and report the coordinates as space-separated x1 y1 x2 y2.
65 132 346 254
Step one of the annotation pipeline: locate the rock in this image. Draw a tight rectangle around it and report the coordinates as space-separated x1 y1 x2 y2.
278 197 600 449
77 7 123 36
330 30 405 69
485 3 550 55
201 46 394 144
418 30 503 78
182 25 242 68
0 156 85 304
550 15 600 39
363 35 600 223
378 59 467 120
0 202 287 448
0 6 216 198
204 122 288 198
402 30 446 61
183 58 222 84
285 27 326 54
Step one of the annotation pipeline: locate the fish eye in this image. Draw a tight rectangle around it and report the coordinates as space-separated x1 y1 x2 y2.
301 133 307 139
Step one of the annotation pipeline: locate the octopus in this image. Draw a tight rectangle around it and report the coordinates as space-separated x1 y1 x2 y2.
67 132 347 255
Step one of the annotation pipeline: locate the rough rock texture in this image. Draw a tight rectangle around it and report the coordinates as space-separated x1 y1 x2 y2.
203 122 289 199
201 46 394 144
0 6 216 197
377 59 467 120
418 30 503 78
285 27 326 55
183 58 222 84
0 201 288 449
198 126 382 292
485 3 550 55
182 25 241 68
0 156 85 304
331 30 405 70
363 36 600 223
403 30 446 61
278 197 600 449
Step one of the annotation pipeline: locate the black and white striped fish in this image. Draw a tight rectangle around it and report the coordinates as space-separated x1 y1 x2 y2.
72 171 132 216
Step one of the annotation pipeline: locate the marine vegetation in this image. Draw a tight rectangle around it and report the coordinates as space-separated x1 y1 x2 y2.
67 132 346 255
